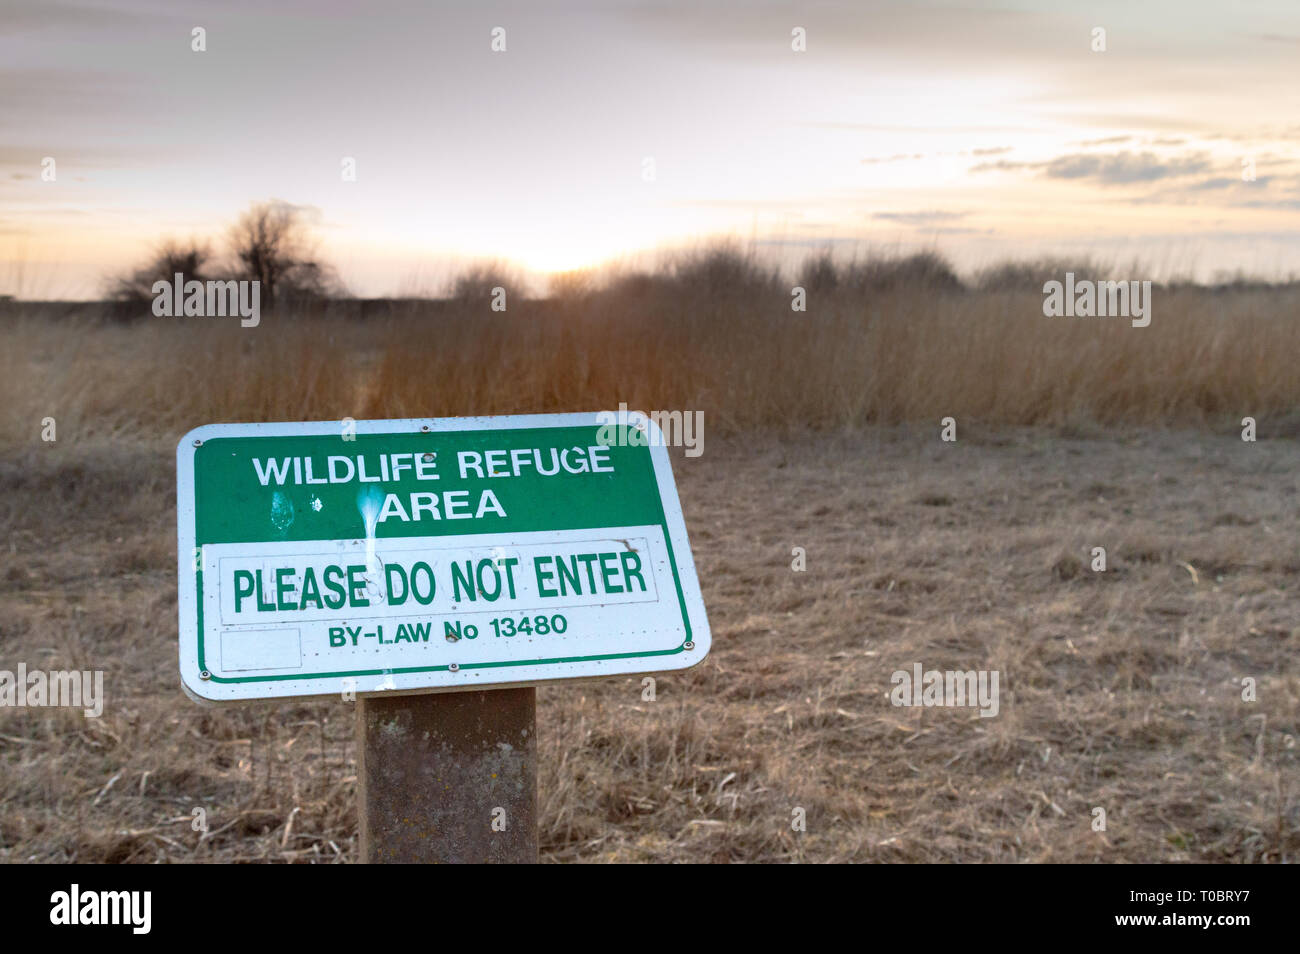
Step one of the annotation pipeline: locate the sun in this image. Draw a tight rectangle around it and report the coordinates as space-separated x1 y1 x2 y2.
493 234 626 275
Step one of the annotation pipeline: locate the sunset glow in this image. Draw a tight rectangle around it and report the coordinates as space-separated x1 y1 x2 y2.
3 0 1299 297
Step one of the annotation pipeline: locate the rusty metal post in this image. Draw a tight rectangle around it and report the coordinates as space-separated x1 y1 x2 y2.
357 687 537 863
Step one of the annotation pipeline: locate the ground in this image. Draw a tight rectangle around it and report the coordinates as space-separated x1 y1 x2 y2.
1 427 1296 862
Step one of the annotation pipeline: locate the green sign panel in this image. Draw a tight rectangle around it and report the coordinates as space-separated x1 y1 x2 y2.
177 414 711 702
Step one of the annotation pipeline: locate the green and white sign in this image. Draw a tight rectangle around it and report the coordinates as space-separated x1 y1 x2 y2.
177 413 711 703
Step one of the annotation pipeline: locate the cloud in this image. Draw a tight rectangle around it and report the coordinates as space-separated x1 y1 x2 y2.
1117 168 1300 208
1237 199 1300 210
1204 125 1300 143
1180 174 1289 192
1073 136 1132 147
969 159 1032 174
873 210 968 225
971 150 1213 185
1044 152 1213 184
0 0 158 35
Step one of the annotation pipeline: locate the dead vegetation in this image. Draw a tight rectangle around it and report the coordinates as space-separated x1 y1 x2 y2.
1 427 1296 862
3 253 1299 443
0 271 1297 862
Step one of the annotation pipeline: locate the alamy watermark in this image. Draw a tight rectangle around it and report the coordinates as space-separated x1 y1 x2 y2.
596 403 703 457
1042 273 1151 328
50 884 150 934
890 663 1000 718
0 665 104 718
152 272 260 327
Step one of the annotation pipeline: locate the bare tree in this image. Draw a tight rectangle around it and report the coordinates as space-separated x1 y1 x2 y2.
227 201 338 305
107 238 215 317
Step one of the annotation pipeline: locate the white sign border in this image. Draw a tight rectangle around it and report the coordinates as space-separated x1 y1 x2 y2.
177 412 711 704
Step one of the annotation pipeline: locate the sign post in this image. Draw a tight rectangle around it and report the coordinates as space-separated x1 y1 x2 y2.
358 687 537 863
176 412 710 862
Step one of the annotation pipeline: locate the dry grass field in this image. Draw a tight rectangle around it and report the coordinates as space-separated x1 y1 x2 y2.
1 273 1298 862
4 265 1300 440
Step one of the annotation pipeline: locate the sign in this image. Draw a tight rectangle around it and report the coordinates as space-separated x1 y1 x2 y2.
177 413 710 702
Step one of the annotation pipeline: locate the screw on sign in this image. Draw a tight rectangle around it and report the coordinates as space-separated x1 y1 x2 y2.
175 412 711 863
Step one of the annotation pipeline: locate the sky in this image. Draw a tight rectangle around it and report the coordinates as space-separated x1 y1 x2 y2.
3 0 1299 298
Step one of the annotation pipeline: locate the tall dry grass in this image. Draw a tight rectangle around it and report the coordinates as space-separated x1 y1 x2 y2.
2 257 1299 448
